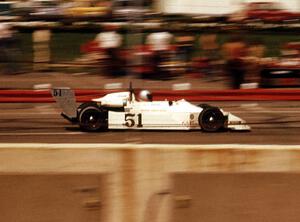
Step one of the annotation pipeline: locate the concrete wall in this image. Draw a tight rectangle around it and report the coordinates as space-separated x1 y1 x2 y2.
1 143 300 222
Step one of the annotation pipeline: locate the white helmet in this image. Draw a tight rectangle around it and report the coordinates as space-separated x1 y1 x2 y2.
139 90 153 101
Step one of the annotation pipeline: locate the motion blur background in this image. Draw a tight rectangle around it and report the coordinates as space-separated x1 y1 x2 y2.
0 0 299 89
1 2 300 222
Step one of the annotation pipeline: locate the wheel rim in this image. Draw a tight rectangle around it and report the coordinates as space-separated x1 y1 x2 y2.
80 109 103 131
201 109 224 131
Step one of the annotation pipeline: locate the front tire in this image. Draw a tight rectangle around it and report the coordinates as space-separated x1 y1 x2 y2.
198 107 225 132
78 103 108 132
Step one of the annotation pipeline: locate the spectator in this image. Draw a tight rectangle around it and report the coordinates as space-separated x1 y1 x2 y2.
33 29 51 71
0 23 20 74
95 25 124 76
199 33 221 81
146 31 173 52
175 33 195 74
146 31 174 79
222 35 248 89
200 33 219 60
246 38 266 85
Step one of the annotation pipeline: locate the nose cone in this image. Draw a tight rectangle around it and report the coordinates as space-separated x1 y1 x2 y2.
227 113 251 131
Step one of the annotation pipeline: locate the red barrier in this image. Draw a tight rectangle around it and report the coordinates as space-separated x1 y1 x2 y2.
1 89 300 102
0 90 113 97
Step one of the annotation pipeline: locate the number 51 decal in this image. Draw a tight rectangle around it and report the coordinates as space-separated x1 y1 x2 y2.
52 89 62 97
124 113 143 127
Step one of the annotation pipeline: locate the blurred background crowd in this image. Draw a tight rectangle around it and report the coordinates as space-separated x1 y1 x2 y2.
0 0 299 89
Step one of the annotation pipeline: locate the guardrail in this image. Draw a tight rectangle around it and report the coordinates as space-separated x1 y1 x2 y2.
1 89 300 102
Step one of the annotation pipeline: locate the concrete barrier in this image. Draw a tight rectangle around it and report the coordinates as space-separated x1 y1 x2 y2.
1 143 300 222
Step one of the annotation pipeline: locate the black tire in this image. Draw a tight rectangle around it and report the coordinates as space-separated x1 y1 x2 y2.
78 103 108 132
198 107 225 132
77 102 98 116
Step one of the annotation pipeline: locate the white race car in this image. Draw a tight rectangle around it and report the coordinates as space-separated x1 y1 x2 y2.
51 85 250 132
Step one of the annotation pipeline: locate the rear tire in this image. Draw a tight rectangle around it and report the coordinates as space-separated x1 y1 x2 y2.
198 107 225 132
78 103 108 132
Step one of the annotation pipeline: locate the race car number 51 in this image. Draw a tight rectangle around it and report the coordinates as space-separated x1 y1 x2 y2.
53 89 62 97
125 113 143 127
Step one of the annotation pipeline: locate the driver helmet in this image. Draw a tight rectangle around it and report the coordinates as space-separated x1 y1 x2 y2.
139 90 153 101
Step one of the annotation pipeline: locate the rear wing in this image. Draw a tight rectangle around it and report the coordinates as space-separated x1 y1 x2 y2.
51 88 77 119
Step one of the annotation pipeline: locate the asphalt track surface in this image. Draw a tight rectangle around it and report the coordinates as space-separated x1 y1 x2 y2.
0 101 300 144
